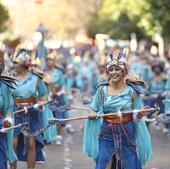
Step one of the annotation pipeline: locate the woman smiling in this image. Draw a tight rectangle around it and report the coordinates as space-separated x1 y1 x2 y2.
83 49 152 169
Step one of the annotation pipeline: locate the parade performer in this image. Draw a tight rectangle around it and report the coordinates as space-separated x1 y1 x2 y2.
10 45 48 169
130 53 152 82
65 64 77 95
31 54 57 145
0 51 17 169
43 51 68 145
83 50 152 169
143 61 166 130
76 53 91 92
144 61 166 114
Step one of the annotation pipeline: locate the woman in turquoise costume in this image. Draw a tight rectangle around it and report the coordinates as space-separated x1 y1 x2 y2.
0 51 17 169
65 64 77 94
130 53 152 82
10 45 47 169
144 61 166 115
43 51 68 145
76 53 93 92
83 50 152 169
31 54 57 145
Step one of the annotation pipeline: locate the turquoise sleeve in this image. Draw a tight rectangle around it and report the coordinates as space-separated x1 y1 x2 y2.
2 84 17 163
37 79 48 98
3 87 13 115
89 89 101 112
7 119 18 163
51 71 60 86
133 94 153 166
83 88 104 160
83 118 102 161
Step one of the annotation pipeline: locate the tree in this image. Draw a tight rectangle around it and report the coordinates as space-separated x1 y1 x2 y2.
145 0 170 41
0 3 9 32
87 12 147 40
86 0 150 40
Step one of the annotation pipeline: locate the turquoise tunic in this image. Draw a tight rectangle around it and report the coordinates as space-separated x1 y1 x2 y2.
83 83 152 168
148 76 165 94
12 74 47 99
0 82 17 167
49 68 69 119
145 74 166 113
50 68 65 90
11 73 47 162
65 76 76 93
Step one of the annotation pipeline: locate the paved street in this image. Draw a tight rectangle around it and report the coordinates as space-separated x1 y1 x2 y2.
17 94 170 169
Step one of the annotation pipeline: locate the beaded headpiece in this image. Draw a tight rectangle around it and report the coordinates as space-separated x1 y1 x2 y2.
13 44 31 63
106 49 127 71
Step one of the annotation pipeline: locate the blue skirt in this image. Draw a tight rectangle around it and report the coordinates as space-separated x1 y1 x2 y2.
14 108 45 162
95 121 141 169
0 118 8 169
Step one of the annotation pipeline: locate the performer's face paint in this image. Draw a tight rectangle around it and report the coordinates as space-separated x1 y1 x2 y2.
107 65 124 82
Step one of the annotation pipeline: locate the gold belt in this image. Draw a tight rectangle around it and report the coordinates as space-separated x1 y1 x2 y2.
14 97 37 106
103 113 132 124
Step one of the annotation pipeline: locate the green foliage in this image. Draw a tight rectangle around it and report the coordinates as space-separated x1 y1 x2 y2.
86 0 150 40
87 13 147 40
86 0 170 41
0 3 9 32
146 0 170 40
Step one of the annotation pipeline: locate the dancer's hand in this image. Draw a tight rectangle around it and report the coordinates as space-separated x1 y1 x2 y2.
43 75 52 84
88 112 97 120
137 106 149 119
3 116 12 128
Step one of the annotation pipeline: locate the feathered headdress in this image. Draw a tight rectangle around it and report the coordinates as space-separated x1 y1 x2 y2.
106 49 127 71
0 50 18 89
106 49 146 88
31 50 42 66
12 44 31 63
